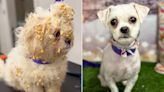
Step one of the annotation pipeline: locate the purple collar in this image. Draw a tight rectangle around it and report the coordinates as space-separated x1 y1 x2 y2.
112 45 136 57
54 0 64 2
32 59 50 64
111 39 138 57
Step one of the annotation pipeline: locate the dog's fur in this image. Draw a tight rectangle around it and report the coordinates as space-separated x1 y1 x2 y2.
0 3 74 92
97 3 149 92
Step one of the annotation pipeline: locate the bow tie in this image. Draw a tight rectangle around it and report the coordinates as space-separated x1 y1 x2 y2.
112 44 136 57
110 38 139 57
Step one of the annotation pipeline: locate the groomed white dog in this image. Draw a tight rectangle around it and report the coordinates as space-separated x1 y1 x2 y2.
97 3 149 92
0 3 74 92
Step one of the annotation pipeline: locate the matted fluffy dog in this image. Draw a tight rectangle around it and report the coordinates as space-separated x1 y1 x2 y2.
97 3 149 92
0 2 74 92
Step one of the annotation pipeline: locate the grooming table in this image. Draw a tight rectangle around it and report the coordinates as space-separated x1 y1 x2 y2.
0 61 81 92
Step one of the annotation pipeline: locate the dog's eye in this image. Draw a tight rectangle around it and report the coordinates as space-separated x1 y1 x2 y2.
110 18 118 27
129 16 137 24
53 30 60 38
65 38 71 45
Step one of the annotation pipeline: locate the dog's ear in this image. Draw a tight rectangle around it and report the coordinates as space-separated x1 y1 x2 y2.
131 3 150 23
97 6 112 26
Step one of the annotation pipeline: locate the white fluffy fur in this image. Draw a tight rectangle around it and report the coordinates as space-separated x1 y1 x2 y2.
0 3 74 92
97 3 149 92
98 3 149 46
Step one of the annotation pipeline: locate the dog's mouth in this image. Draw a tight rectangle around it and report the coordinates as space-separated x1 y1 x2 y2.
119 35 131 39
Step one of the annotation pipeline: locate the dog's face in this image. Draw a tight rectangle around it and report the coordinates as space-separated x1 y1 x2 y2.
18 3 74 61
97 3 149 45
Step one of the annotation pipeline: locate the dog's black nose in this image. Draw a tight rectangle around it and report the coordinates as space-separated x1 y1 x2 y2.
120 26 129 34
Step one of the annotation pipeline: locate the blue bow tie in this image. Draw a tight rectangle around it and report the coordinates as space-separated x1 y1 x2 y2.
112 45 136 57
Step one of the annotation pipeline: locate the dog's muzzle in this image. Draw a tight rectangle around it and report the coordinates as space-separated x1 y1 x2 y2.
120 26 129 34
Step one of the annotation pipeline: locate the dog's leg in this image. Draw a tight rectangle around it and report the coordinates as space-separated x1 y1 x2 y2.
98 74 107 87
107 79 118 92
105 75 118 92
124 75 138 92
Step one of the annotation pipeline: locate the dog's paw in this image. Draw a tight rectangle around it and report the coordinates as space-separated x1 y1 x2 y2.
124 89 131 92
122 80 128 86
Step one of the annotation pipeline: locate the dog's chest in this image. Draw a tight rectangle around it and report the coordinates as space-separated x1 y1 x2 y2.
15 64 67 88
102 44 140 82
111 60 137 81
11 57 67 87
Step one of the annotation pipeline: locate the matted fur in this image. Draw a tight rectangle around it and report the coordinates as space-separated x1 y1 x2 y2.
0 2 74 92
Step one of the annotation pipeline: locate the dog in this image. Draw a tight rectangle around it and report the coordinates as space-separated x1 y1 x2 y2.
97 3 149 92
0 3 74 92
